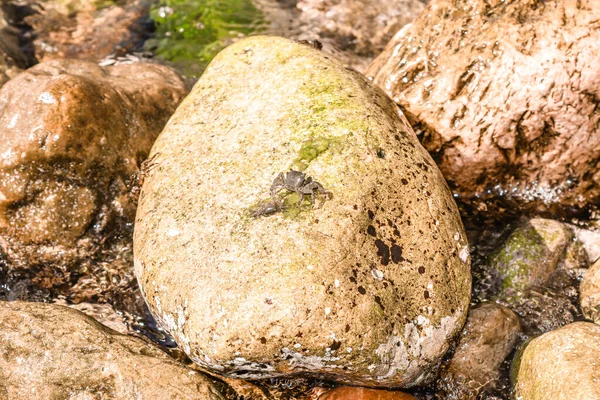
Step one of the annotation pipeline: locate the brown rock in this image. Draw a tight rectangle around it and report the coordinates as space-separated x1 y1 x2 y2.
0 301 224 399
311 386 416 400
366 0 600 215
258 0 428 72
438 303 521 399
25 0 150 62
0 59 187 291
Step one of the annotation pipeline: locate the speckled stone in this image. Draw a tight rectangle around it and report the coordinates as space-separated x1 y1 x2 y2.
134 36 471 388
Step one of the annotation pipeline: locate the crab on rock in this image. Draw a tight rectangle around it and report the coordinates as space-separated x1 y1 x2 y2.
270 170 332 207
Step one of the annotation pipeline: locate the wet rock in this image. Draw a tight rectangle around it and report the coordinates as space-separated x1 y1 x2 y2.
134 36 471 387
366 0 600 215
489 219 572 302
512 287 577 337
309 386 416 399
514 322 600 400
0 59 187 294
0 301 225 399
259 0 428 72
24 0 151 62
581 260 600 324
438 303 520 399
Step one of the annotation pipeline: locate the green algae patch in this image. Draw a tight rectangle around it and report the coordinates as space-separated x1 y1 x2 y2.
145 0 266 77
292 136 345 171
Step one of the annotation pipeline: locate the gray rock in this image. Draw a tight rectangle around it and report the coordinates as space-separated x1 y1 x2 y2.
0 301 225 400
366 0 600 215
438 303 520 399
514 322 600 400
134 36 471 387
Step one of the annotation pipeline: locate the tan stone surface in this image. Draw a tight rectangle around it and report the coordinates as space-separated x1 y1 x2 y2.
0 301 224 399
366 0 600 214
134 36 471 387
515 322 600 400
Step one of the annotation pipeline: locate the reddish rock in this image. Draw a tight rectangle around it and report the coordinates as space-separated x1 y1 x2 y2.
366 0 600 215
310 386 416 400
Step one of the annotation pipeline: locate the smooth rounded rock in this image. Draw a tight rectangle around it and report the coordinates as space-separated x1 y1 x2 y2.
438 303 520 399
515 322 600 400
0 301 225 400
134 36 471 387
366 0 600 215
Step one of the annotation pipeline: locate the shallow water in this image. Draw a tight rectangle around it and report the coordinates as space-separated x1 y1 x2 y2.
145 0 267 77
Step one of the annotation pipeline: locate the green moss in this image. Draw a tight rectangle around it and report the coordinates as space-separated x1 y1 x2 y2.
292 136 344 171
492 225 546 298
145 0 266 77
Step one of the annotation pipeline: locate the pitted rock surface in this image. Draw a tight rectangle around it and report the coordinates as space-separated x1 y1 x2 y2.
515 322 600 400
366 0 600 215
0 59 187 282
134 36 471 387
0 301 224 400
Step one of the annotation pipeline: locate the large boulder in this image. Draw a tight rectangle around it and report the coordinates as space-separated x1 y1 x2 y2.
366 0 600 215
0 301 224 399
514 322 600 400
134 36 471 387
0 59 187 292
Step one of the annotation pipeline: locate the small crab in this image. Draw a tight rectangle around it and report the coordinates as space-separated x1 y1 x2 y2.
270 170 332 207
